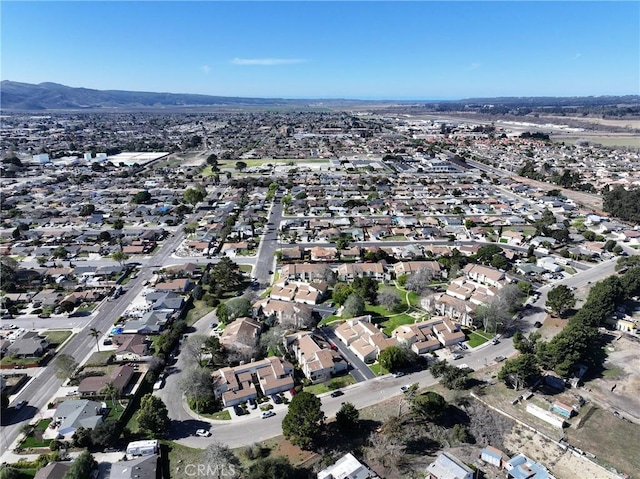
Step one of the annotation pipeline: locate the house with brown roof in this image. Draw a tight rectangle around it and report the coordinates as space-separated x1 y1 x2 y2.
77 363 136 396
253 298 313 327
431 317 466 347
153 278 192 293
337 262 388 283
214 357 294 407
269 279 328 305
393 260 442 278
334 316 397 363
392 321 441 355
219 317 262 350
113 334 149 362
280 263 332 282
461 264 508 288
287 332 347 383
309 246 338 261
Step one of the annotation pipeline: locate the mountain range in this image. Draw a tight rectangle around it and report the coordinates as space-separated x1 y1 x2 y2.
1 81 638 111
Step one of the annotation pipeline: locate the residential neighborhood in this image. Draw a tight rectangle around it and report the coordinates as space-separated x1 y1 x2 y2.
1 105 639 479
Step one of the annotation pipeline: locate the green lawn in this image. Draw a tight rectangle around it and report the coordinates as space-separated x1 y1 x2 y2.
84 351 114 367
467 330 492 347
379 314 416 335
318 315 342 326
369 363 389 376
238 264 253 273
184 300 214 326
202 409 232 420
20 420 51 448
304 375 356 395
45 330 72 347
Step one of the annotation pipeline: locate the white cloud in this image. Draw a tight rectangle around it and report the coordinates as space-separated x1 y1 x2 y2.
201 65 211 74
231 57 306 66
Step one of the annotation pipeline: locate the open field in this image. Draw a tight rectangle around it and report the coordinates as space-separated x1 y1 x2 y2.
551 135 640 148
303 374 356 395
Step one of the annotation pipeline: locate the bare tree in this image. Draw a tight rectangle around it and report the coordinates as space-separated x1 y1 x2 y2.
377 290 403 312
279 303 314 330
183 334 208 366
405 268 434 294
259 325 286 357
199 442 242 479
180 366 214 413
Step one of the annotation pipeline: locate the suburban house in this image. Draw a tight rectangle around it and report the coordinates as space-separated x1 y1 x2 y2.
6 332 49 358
392 320 441 355
153 278 192 293
110 454 158 479
426 452 474 479
54 399 105 436
112 334 149 362
505 453 555 479
280 263 331 282
428 294 474 327
431 317 466 347
461 263 509 288
317 452 378 479
334 316 397 363
336 263 388 283
120 311 171 334
77 363 136 396
253 298 312 327
269 279 328 305
33 462 72 479
214 357 294 407
393 260 442 278
286 332 347 383
219 317 262 351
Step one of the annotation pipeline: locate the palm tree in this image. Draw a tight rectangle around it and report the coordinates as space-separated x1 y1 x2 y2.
101 382 119 412
89 328 101 352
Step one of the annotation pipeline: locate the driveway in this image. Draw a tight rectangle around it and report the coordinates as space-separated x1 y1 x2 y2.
318 325 376 381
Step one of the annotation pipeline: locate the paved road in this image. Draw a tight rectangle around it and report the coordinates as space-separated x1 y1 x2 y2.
0 217 191 455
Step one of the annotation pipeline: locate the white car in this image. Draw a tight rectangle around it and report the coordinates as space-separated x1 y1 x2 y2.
393 371 405 378
261 410 276 419
195 429 211 437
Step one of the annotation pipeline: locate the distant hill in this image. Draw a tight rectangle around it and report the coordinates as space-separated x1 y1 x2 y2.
0 81 332 111
1 80 638 111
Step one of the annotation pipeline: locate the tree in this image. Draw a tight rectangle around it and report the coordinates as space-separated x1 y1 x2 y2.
235 161 247 171
184 222 198 234
498 353 541 390
112 218 125 231
136 394 170 436
63 450 96 479
378 345 408 372
90 418 120 448
546 285 576 317
183 334 208 366
203 336 225 366
131 190 152 204
89 327 101 352
377 290 402 313
405 268 435 294
0 467 20 479
216 297 251 324
475 244 503 265
79 204 95 216
336 402 359 431
282 391 325 450
351 277 378 303
209 257 244 295
180 366 215 413
200 442 242 479
342 294 365 318
55 354 78 379
410 391 446 422
513 331 540 355
101 381 120 411
332 283 352 305
246 457 298 479
183 185 207 205
52 246 69 259
110 250 129 266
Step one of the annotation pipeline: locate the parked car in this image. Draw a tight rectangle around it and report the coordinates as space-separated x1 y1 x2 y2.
400 385 412 393
494 356 506 363
452 353 463 360
233 405 244 416
153 379 164 390
271 394 282 404
195 429 212 437
37 313 51 318
66 389 78 396
15 400 27 410
393 371 405 378
248 399 257 409
534 321 543 328
330 390 344 398
261 410 276 419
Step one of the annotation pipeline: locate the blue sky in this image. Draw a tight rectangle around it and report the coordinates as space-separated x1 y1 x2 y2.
1 1 638 100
